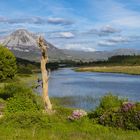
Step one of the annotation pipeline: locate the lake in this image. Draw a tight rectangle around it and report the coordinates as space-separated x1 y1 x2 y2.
37 68 140 110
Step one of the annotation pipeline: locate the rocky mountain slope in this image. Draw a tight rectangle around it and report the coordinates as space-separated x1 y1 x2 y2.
0 29 67 62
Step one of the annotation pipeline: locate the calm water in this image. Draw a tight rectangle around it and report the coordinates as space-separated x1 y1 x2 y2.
37 68 140 110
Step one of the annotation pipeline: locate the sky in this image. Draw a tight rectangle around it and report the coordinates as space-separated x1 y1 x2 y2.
0 0 140 51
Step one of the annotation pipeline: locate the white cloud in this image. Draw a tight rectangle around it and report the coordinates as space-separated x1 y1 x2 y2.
101 25 121 33
111 16 140 28
65 43 96 52
48 31 75 39
108 36 129 43
59 32 74 38
98 36 129 46
47 17 74 25
98 40 116 46
85 25 121 36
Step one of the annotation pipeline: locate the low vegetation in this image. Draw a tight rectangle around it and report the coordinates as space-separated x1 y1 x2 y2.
76 66 140 75
75 55 140 75
89 94 140 130
17 57 60 74
0 83 140 139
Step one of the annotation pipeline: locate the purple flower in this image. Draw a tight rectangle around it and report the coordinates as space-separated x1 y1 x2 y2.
121 102 135 112
68 109 87 120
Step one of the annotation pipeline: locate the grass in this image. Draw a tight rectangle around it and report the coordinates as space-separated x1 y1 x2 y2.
75 66 140 75
0 107 139 140
0 74 38 88
0 95 140 140
0 107 140 140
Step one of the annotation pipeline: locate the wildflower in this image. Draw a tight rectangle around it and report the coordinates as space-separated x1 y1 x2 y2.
68 109 87 120
121 102 135 112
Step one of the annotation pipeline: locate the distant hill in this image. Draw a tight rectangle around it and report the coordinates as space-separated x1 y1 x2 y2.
89 55 140 66
0 29 140 62
62 49 140 62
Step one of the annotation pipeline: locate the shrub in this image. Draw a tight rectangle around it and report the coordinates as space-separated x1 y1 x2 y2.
89 94 125 118
5 96 39 113
0 45 17 81
0 83 40 100
98 103 140 130
0 83 34 100
89 94 140 130
0 83 44 113
99 93 125 110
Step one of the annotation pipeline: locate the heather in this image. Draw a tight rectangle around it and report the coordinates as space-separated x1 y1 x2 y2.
89 94 140 130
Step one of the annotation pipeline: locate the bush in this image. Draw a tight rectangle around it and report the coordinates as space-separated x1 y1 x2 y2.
98 103 140 130
89 94 140 130
99 93 125 110
89 94 125 118
5 96 39 113
0 83 35 100
0 45 17 81
0 83 44 113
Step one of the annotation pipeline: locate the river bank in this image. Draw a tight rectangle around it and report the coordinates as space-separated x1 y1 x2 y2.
75 66 140 75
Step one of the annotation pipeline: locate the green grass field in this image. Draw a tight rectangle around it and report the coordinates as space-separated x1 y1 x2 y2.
75 66 140 75
0 74 37 88
0 124 140 140
0 107 140 140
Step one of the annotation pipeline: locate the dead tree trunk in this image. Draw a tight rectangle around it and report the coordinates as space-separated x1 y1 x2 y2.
37 36 52 110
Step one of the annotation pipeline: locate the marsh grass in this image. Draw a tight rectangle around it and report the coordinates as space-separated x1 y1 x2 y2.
51 96 98 110
76 66 140 75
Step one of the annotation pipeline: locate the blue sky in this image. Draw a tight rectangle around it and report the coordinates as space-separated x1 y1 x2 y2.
0 0 140 51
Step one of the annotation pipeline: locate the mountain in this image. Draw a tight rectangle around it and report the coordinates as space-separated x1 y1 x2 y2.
62 49 109 61
0 29 67 62
62 48 140 62
0 29 140 62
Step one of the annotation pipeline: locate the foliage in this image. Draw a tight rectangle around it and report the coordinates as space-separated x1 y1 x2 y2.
99 93 124 110
16 57 39 74
0 98 5 114
0 83 33 100
5 96 39 113
0 45 17 81
0 83 44 113
16 57 59 74
17 65 33 74
89 94 140 130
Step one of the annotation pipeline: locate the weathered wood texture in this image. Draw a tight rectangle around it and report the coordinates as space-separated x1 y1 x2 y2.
37 37 52 110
